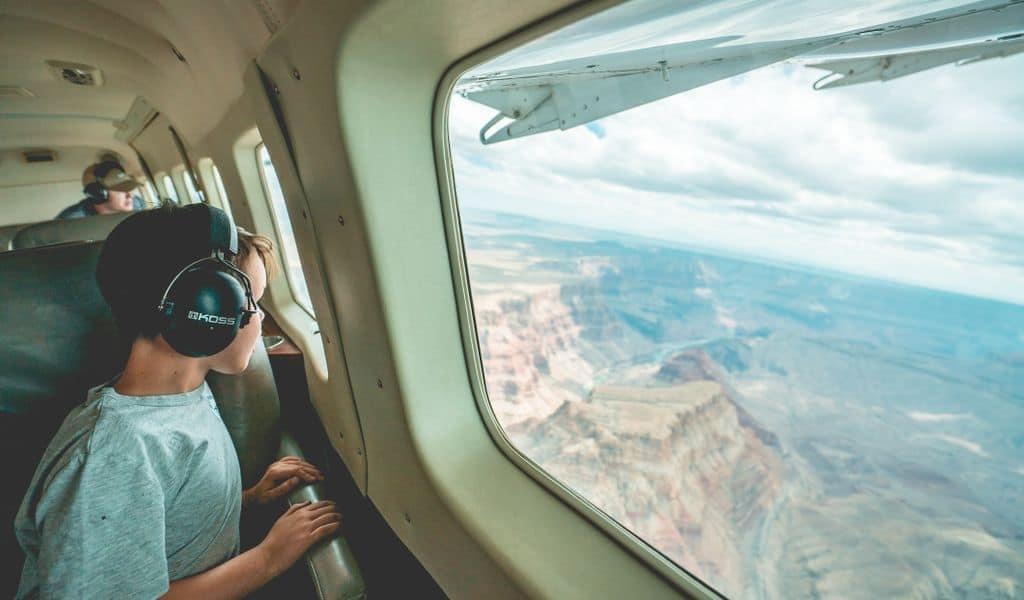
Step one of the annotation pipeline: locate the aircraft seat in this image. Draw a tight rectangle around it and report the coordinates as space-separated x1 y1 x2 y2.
0 241 364 599
0 221 35 251
11 212 132 250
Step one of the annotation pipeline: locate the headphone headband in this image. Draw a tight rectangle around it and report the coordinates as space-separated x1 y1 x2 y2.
208 204 238 256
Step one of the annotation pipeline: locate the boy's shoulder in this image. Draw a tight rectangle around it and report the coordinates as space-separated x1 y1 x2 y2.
36 386 131 487
35 382 212 494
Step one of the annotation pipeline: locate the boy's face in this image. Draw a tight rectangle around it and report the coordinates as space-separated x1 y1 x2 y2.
207 252 267 374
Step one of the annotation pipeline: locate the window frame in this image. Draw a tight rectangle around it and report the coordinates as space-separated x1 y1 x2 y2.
433 21 721 600
254 142 316 317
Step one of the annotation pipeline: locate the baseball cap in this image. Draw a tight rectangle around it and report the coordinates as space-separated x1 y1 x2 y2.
83 160 140 192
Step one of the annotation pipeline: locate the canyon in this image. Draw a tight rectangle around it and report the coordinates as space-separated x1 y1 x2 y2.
463 211 1024 599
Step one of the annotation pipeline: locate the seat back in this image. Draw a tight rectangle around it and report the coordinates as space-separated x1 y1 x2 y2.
0 241 281 596
11 213 133 250
0 222 35 251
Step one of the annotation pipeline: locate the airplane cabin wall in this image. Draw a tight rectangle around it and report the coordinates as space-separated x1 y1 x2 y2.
251 0 693 597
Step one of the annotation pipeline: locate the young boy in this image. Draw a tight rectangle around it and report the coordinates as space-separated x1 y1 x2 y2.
14 204 340 598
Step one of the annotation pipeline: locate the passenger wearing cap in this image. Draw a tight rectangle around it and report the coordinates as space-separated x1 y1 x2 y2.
54 160 146 220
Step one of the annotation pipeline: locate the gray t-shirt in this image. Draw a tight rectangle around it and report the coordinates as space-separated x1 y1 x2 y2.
14 380 242 599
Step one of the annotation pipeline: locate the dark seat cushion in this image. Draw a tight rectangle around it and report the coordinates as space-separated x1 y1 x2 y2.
0 222 35 252
12 212 132 250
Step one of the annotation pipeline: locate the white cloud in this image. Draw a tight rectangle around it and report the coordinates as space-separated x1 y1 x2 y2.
933 434 989 457
907 411 971 423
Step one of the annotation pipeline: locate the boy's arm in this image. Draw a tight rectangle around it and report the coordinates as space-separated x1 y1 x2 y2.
161 546 272 600
161 500 341 600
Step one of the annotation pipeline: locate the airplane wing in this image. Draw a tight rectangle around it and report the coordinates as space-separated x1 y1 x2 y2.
458 0 1024 144
807 34 1024 90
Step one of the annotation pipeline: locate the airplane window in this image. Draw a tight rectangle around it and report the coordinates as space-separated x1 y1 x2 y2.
182 170 203 204
211 164 233 221
256 143 314 315
447 1 1024 598
160 174 179 204
143 180 159 207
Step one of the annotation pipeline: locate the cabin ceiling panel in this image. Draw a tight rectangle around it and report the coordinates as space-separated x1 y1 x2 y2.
132 114 188 174
0 0 274 154
0 146 121 188
0 119 139 172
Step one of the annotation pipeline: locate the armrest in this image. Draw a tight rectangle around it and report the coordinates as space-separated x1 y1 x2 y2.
279 432 367 600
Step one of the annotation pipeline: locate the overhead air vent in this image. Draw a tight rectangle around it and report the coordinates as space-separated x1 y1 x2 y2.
23 150 57 163
46 60 104 87
0 85 34 97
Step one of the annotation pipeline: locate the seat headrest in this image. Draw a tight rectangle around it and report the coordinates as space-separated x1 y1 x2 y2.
0 222 34 252
12 213 133 251
0 241 125 416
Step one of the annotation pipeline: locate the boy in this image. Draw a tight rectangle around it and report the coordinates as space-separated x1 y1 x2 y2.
15 204 340 598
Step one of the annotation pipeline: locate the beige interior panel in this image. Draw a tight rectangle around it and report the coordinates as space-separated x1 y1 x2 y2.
0 146 128 225
0 181 78 225
241 62 366 488
0 1 269 146
132 115 186 175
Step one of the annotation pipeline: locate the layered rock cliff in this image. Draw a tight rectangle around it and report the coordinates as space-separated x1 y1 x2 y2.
474 281 784 598
508 381 782 598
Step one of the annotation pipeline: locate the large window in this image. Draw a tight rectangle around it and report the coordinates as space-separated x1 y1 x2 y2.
447 1 1024 598
256 144 314 314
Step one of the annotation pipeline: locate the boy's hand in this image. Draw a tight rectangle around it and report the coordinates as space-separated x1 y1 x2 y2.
257 500 342 578
244 457 324 506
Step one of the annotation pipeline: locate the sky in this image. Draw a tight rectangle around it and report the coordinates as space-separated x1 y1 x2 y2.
447 0 1024 306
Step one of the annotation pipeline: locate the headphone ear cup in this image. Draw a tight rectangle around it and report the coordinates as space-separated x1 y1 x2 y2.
161 264 247 357
84 182 108 204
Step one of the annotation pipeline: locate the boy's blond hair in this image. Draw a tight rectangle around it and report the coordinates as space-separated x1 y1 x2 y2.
234 228 277 282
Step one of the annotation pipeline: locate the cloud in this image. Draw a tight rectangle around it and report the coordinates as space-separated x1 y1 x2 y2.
933 434 989 458
448 1 1024 305
907 411 971 423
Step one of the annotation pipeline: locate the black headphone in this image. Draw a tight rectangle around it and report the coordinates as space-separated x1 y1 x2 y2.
84 161 130 205
83 180 108 205
156 205 259 357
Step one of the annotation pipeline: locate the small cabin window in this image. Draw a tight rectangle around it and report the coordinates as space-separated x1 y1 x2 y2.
210 164 233 220
181 169 203 204
159 174 179 204
142 180 159 207
256 143 314 314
